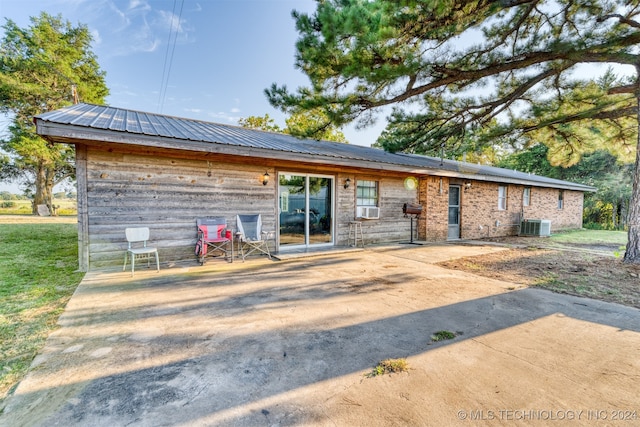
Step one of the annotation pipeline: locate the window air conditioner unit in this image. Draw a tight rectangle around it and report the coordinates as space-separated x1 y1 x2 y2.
520 219 551 236
357 206 380 219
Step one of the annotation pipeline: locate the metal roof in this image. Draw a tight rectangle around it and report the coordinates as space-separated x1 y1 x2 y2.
35 103 596 192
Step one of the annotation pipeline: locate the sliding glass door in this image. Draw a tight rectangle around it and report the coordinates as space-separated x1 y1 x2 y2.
278 173 334 249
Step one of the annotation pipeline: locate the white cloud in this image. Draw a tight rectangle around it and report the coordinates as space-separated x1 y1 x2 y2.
230 108 241 113
93 0 193 57
158 10 183 34
208 111 241 124
127 0 151 13
91 29 102 46
107 0 130 29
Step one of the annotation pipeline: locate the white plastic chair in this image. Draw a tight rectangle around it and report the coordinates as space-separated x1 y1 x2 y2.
123 227 160 276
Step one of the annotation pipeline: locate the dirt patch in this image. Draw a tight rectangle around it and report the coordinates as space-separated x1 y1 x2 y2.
438 238 640 309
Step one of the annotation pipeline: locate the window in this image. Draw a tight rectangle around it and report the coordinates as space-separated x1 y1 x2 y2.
356 180 378 206
498 185 507 210
558 190 564 209
523 187 531 207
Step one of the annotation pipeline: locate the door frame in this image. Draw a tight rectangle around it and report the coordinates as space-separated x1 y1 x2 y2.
277 172 335 251
448 184 461 240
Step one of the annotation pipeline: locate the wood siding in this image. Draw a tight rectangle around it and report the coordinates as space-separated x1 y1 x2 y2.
85 147 276 268
82 146 419 269
338 173 419 245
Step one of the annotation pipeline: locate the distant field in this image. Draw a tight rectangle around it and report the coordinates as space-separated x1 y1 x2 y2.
0 199 77 216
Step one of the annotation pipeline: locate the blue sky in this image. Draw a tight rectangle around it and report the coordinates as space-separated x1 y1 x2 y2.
2 1 630 195
0 0 386 193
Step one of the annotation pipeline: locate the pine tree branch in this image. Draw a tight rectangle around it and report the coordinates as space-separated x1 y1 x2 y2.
520 105 637 133
609 84 639 95
597 13 640 29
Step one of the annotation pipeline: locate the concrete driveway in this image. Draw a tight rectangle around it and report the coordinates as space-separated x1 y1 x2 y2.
2 244 639 426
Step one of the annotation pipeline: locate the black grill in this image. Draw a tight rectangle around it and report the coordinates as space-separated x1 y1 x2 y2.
403 203 422 217
402 202 422 244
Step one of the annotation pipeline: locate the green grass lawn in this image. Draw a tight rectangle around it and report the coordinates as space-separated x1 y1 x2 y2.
550 228 627 246
0 222 84 403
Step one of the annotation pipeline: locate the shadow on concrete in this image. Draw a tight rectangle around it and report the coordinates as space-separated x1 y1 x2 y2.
3 248 639 426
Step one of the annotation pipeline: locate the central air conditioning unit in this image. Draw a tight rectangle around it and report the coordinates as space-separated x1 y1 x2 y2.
357 206 380 219
520 219 551 237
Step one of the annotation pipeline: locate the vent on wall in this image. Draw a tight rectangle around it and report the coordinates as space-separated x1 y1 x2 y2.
520 219 551 236
357 206 380 219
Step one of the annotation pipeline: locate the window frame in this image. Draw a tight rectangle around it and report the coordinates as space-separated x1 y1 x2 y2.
498 185 508 210
523 187 531 207
356 180 379 207
558 190 564 209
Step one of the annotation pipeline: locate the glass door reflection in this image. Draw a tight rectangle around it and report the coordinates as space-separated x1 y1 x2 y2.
308 176 332 245
279 174 306 247
278 173 334 249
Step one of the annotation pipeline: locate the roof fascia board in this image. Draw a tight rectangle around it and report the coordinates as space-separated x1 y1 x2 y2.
426 170 596 191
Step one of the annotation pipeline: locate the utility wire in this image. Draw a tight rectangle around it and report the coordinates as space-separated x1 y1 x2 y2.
157 0 185 113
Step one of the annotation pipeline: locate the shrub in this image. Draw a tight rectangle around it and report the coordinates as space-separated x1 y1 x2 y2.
431 330 456 342
367 358 409 377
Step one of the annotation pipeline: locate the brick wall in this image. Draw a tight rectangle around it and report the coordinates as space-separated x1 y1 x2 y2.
419 176 449 241
522 187 584 230
461 181 523 239
418 177 584 241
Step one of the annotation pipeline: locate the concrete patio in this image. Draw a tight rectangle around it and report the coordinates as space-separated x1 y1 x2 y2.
2 243 639 426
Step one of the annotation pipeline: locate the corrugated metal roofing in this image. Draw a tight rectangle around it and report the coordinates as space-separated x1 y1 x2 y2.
35 103 596 191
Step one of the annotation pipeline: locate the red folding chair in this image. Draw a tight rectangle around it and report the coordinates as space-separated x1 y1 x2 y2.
195 217 232 264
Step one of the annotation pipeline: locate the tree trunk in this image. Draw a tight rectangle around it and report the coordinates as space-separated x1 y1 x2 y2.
31 161 55 215
623 75 640 263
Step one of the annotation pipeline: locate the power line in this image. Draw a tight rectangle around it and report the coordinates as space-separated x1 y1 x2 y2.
157 0 185 113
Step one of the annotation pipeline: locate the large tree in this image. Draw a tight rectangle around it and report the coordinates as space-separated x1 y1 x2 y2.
266 0 640 262
238 109 347 142
0 12 108 213
499 145 633 229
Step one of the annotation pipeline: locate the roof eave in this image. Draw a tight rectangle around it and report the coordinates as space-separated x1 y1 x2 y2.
35 119 597 192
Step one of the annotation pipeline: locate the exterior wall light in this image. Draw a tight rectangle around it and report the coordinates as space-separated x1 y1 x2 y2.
262 171 270 186
464 181 472 191
344 178 351 189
